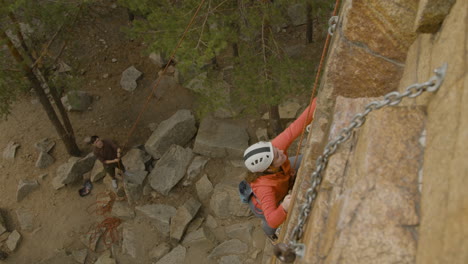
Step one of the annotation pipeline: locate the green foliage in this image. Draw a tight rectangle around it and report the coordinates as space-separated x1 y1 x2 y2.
117 0 335 117
0 0 83 118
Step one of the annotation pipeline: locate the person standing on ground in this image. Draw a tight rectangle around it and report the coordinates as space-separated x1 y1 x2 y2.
90 135 125 189
243 98 317 239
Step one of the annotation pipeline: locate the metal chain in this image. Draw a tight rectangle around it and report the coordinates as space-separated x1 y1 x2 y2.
273 63 448 263
328 16 339 36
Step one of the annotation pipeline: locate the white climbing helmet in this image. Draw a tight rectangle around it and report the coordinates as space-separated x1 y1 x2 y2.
243 141 274 173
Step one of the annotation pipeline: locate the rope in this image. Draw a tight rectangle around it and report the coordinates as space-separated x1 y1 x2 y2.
84 192 121 252
272 0 341 262
291 0 341 174
122 0 207 151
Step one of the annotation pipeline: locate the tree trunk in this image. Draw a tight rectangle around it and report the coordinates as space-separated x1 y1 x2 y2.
1 30 81 156
269 105 282 136
306 3 313 43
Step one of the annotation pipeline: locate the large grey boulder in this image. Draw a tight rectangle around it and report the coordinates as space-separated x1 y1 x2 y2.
61 91 92 112
153 75 178 100
208 239 248 259
3 142 19 160
155 245 186 264
35 151 55 169
135 204 176 235
71 249 87 264
16 179 39 202
94 251 116 264
122 148 150 171
170 198 201 241
123 170 149 204
183 156 209 186
225 222 254 243
145 110 197 159
149 145 193 195
193 116 249 158
6 230 21 252
210 180 251 219
54 153 96 186
182 227 216 247
149 242 171 262
0 211 6 235
16 209 34 232
288 4 307 26
196 174 213 201
90 160 106 182
122 224 137 258
111 201 135 220
34 138 55 153
120 66 142 92
149 53 165 68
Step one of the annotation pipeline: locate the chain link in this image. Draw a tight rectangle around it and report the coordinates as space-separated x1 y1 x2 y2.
328 16 339 36
273 63 448 263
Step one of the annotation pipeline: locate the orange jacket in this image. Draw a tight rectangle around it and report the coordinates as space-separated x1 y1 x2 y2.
250 98 317 228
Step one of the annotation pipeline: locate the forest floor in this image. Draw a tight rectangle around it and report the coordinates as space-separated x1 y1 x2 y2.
0 2 329 264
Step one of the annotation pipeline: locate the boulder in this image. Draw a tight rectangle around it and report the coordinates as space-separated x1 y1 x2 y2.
153 75 178 100
54 153 96 186
122 224 136 258
210 181 251 219
144 110 197 159
149 145 193 195
193 116 249 158
71 249 87 264
6 230 21 252
61 91 92 112
288 4 307 26
15 209 34 232
255 127 269 142
195 174 213 201
111 201 135 220
3 142 19 160
183 156 209 186
220 255 243 264
0 212 6 235
35 151 55 169
208 239 248 259
122 148 150 171
90 160 106 182
120 66 143 92
149 52 165 68
182 227 216 247
123 181 142 205
95 251 115 264
155 245 186 264
185 72 207 93
34 138 55 153
135 204 176 235
170 198 202 241
225 222 254 243
205 215 218 229
149 242 171 262
16 179 39 202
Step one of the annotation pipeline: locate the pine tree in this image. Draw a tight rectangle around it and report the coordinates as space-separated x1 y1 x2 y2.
0 0 82 156
119 0 333 135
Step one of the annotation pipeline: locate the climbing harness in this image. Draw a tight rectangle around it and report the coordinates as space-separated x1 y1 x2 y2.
273 63 448 262
328 16 339 36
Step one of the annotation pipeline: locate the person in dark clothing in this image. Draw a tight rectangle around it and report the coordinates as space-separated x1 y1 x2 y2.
90 135 125 189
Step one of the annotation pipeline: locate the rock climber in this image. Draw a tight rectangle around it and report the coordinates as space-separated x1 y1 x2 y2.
243 98 317 240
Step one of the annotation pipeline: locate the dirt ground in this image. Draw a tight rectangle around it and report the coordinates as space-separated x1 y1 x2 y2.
0 3 328 264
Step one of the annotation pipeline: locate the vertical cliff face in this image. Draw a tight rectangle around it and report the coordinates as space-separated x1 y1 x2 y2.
280 0 466 263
